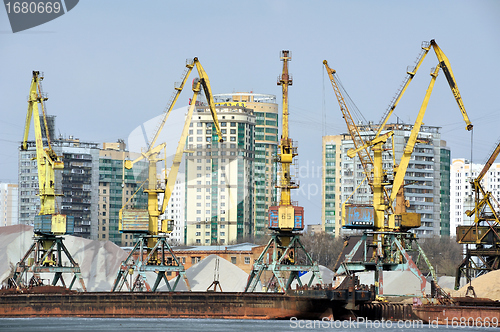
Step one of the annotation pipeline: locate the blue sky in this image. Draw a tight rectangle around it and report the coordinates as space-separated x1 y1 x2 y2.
1 0 499 224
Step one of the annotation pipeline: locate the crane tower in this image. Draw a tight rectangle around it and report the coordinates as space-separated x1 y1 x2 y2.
9 71 86 291
245 51 323 292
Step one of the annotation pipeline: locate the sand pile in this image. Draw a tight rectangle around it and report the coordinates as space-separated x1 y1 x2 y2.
0 225 128 291
354 271 430 296
169 254 258 292
451 270 500 300
290 265 335 288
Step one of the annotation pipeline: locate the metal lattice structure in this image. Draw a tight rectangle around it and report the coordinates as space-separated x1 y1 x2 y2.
10 236 86 291
112 235 189 292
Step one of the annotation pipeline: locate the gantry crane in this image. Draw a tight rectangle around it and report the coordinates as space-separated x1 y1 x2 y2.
245 50 323 293
112 58 223 292
328 40 473 295
10 71 86 291
455 139 500 289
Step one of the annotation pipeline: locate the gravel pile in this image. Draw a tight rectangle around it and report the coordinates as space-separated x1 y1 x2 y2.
0 225 128 291
168 254 258 292
354 270 431 295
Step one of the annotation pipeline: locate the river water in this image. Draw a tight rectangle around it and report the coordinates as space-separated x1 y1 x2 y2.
0 318 497 332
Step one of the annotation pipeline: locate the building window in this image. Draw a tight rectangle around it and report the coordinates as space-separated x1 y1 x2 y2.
220 232 225 236
192 256 201 264
196 224 201 229
195 232 201 236
231 257 236 264
244 257 250 264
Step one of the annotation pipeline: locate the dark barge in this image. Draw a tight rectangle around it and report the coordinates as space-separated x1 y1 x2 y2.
0 287 373 319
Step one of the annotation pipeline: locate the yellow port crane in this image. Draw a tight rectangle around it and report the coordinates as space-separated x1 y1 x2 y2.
331 40 473 296
11 71 86 291
112 58 223 292
325 39 473 231
455 139 500 289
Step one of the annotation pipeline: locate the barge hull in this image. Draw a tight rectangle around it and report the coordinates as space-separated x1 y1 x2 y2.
0 292 347 319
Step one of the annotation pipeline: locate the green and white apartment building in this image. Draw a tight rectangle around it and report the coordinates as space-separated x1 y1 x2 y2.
183 93 278 245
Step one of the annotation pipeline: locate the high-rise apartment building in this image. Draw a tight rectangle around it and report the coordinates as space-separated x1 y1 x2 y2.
184 104 255 245
98 141 148 246
158 169 185 245
322 124 449 237
214 93 278 237
0 183 18 227
321 135 343 236
19 137 100 239
450 159 500 236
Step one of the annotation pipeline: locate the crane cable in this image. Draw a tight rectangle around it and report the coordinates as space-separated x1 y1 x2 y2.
322 63 326 136
470 127 474 166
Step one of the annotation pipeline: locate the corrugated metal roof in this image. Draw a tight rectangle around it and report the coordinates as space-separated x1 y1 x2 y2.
172 242 260 252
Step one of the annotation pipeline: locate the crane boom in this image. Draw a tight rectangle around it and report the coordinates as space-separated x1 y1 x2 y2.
22 71 64 216
430 40 473 131
120 58 223 238
476 140 500 183
160 78 202 214
126 58 223 170
375 42 431 138
323 60 373 178
146 60 196 152
389 41 474 204
389 66 440 204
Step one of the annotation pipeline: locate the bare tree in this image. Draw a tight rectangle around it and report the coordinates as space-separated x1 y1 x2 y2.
417 236 463 276
299 232 344 270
